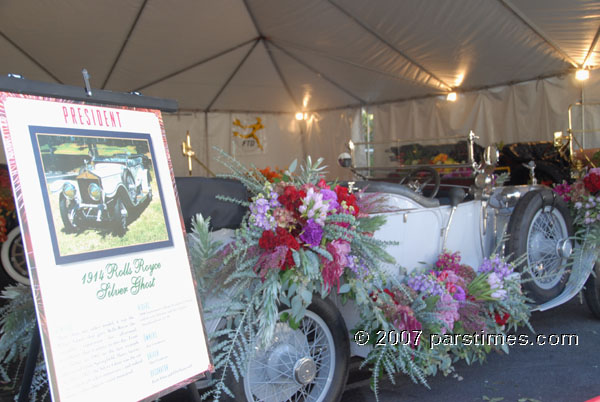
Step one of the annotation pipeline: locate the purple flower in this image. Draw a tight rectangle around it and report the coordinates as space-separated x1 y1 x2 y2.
320 188 339 210
348 257 369 279
249 194 276 230
407 273 445 297
478 256 513 280
453 285 466 301
299 219 324 246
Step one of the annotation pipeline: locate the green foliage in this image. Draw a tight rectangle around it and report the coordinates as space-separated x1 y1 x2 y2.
0 285 48 400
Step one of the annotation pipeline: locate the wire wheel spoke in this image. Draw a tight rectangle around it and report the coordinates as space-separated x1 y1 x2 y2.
527 210 568 289
245 309 336 402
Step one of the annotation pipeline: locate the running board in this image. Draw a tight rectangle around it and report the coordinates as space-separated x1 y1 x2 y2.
532 246 597 312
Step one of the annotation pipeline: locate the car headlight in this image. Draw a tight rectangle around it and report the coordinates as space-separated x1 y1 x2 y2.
62 182 77 200
88 182 102 202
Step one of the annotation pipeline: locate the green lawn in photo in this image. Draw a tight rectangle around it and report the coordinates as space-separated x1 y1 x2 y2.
48 172 170 257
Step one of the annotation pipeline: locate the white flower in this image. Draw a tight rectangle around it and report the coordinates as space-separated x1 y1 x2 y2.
487 272 502 289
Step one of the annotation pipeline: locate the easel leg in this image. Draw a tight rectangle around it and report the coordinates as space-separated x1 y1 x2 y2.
18 322 41 402
187 381 202 402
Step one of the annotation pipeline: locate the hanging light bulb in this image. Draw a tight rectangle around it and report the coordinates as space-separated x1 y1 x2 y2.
295 112 304 120
447 92 457 102
576 69 589 81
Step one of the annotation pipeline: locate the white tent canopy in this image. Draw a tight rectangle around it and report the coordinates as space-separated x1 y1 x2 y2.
1 1 600 177
2 0 599 113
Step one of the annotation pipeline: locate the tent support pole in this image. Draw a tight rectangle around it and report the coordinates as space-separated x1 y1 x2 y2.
204 111 210 176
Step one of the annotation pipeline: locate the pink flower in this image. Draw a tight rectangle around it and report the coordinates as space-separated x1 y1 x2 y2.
322 240 351 291
436 293 460 334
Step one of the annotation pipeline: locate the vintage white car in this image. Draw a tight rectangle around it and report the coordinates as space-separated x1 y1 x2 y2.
193 133 599 402
59 152 152 235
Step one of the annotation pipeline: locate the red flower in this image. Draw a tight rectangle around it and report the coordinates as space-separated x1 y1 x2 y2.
278 186 306 214
384 288 398 304
334 185 360 216
259 230 277 250
494 312 510 326
259 227 300 270
276 227 299 250
584 171 600 194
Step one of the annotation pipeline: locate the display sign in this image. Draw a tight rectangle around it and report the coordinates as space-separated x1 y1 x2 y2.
0 93 212 401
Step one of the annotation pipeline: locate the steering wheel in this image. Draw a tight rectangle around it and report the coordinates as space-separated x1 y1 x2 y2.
399 166 441 198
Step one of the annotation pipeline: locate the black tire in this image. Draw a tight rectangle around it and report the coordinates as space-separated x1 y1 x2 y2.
123 171 139 206
0 226 29 285
112 197 128 236
505 188 574 303
584 261 600 319
222 296 350 402
59 194 79 233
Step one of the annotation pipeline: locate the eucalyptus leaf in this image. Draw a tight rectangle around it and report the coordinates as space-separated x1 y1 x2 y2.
300 288 313 304
339 283 351 294
288 159 298 174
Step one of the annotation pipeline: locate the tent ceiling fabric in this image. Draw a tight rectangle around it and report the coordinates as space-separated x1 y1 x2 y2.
0 0 598 113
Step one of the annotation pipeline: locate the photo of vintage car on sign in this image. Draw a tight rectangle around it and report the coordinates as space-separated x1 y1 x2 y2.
32 131 171 262
58 145 153 236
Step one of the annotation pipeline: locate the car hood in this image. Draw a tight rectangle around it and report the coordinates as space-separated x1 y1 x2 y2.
85 162 124 178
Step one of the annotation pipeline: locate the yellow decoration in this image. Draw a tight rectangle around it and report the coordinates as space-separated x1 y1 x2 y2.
182 131 215 176
233 117 265 151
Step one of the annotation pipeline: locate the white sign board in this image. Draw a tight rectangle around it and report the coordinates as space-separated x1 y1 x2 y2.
0 93 212 401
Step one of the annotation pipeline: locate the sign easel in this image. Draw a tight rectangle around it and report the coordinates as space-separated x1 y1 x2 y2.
0 74 212 401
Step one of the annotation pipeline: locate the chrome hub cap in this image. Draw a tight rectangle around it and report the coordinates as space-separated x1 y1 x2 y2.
294 357 317 385
556 238 573 259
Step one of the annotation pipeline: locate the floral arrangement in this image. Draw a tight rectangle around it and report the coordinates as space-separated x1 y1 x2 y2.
361 251 530 387
554 168 600 244
189 150 531 401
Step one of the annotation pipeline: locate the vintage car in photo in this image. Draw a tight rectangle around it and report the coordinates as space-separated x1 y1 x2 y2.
189 132 599 402
59 152 153 236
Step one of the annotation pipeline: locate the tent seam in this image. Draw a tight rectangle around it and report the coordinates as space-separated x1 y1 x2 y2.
327 0 452 91
0 31 63 84
102 0 148 89
206 39 260 111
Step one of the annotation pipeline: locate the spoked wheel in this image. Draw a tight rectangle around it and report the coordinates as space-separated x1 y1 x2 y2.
224 296 349 402
584 261 600 319
112 197 128 236
59 193 80 233
124 172 140 206
506 189 573 303
0 226 29 285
